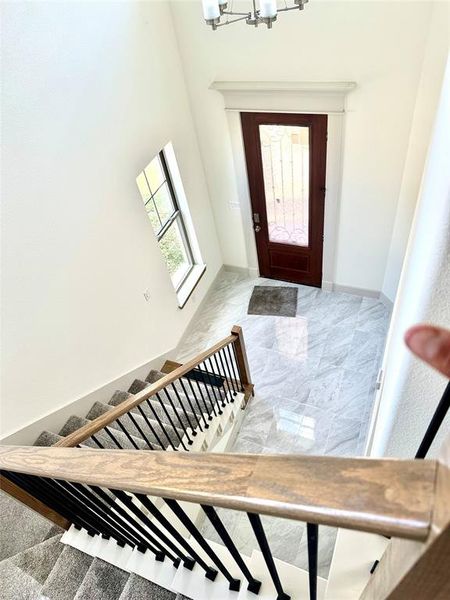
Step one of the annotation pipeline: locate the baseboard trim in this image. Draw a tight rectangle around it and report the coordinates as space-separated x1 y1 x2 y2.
332 283 380 298
379 291 394 310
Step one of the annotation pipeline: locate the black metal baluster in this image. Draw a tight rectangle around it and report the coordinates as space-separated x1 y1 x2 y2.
136 494 215 579
227 344 244 392
91 434 104 449
219 348 238 398
206 357 226 409
213 354 230 406
170 382 197 435
247 513 291 600
111 489 193 567
416 381 450 458
195 365 219 418
162 388 193 444
104 426 124 449
63 480 150 549
165 498 240 591
115 418 140 449
137 404 167 449
202 505 261 594
54 479 142 549
88 486 164 559
307 523 319 600
126 411 156 450
193 376 214 422
2 471 98 538
199 361 222 415
230 343 245 392
156 392 189 450
144 398 178 451
28 475 127 545
178 378 204 432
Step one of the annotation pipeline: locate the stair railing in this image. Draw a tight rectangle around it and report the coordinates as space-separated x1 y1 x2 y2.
1 443 449 599
53 325 253 451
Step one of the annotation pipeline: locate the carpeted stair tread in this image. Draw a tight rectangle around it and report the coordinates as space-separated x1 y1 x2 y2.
0 491 60 562
40 544 94 600
0 559 43 600
108 393 184 449
118 573 176 600
147 370 210 419
59 415 147 450
127 379 151 394
73 557 129 600
146 369 166 383
86 401 163 450
1 534 64 593
34 430 63 447
146 396 196 431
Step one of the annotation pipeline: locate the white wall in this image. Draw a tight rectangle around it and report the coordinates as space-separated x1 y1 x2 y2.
0 1 222 438
381 2 450 303
170 1 433 292
369 54 450 459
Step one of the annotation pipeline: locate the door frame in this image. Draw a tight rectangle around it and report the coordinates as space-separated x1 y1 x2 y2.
215 83 352 289
241 111 327 287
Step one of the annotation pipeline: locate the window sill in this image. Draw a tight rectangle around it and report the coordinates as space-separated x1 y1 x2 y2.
177 264 207 309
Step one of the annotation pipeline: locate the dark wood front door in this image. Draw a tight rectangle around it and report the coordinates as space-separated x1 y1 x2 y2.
241 112 327 287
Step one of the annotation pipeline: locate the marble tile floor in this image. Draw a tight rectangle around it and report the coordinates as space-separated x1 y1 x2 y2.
176 270 391 578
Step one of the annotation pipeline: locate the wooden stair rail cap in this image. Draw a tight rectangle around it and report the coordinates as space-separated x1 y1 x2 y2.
0 446 436 541
54 333 238 448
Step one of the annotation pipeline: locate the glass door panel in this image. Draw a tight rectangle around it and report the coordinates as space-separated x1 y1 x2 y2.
259 124 310 247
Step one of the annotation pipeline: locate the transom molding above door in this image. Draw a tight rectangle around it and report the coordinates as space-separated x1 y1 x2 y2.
210 80 357 113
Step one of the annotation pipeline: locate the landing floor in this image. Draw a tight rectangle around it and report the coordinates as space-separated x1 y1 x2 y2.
177 270 390 576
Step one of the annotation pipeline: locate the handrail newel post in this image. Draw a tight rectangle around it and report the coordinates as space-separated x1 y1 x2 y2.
231 325 254 403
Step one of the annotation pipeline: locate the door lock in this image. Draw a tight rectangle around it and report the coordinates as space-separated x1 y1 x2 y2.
254 225 261 233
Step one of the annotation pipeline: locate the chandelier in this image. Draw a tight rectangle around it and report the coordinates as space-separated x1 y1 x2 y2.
202 0 309 30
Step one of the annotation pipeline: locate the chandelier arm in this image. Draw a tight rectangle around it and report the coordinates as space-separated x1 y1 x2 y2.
221 11 251 16
278 5 305 12
217 14 252 26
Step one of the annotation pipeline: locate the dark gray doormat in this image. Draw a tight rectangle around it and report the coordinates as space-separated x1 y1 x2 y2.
247 286 298 317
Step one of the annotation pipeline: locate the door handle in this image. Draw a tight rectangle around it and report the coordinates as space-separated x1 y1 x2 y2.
254 225 261 233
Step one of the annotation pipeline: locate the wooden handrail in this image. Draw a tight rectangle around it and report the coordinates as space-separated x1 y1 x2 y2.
54 332 239 448
0 446 436 541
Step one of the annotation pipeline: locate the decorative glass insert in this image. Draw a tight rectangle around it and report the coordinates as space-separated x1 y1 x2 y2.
136 152 194 290
259 124 310 247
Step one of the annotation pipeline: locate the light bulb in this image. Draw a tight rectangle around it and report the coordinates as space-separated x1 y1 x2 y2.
259 0 277 18
202 0 220 20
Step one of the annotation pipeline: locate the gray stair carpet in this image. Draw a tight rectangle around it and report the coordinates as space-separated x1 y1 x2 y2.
147 370 211 419
119 573 176 600
73 557 129 600
0 491 62 561
109 392 184 449
34 430 63 447
128 379 152 395
59 415 148 450
86 401 163 451
0 534 64 600
40 544 94 599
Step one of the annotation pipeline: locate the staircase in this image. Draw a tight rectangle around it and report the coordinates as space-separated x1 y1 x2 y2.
1 326 449 600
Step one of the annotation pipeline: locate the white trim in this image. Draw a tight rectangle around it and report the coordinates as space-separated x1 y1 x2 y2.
332 283 380 298
213 81 356 289
210 81 357 94
379 291 394 310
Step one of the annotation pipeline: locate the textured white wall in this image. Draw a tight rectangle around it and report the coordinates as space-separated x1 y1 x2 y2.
1 1 222 438
382 2 450 302
369 55 450 458
170 1 432 292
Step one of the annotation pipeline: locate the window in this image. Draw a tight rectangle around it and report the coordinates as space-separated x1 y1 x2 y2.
136 150 195 291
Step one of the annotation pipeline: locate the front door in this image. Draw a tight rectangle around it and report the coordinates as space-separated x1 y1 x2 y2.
241 112 327 287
